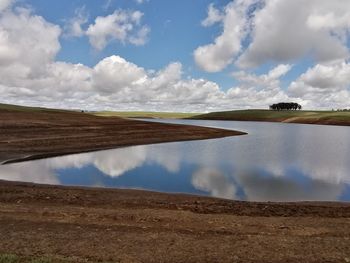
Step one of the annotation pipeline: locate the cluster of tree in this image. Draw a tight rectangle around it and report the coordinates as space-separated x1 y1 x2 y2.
333 109 350 112
269 102 302 111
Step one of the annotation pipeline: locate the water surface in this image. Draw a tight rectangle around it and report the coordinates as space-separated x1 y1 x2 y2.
1 120 349 202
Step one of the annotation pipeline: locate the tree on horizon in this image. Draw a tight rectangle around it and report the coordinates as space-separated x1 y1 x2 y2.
269 102 302 111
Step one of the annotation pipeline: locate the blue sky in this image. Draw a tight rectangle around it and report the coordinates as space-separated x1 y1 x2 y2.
0 0 349 111
42 0 239 89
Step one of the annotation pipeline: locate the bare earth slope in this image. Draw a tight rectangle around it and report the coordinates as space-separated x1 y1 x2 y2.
0 104 244 163
0 181 349 263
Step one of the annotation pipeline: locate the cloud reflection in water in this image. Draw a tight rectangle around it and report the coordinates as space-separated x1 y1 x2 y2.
0 120 349 202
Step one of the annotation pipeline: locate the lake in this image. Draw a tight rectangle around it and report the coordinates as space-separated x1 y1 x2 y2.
1 120 349 202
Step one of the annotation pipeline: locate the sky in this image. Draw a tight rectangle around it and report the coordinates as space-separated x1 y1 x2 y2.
0 0 350 112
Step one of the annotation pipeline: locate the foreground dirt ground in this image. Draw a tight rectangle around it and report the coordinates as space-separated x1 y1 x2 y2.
0 107 244 163
0 180 349 263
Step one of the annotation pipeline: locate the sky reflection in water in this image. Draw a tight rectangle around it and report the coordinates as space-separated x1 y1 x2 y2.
1 120 350 202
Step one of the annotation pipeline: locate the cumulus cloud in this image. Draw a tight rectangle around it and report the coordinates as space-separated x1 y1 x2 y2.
0 5 227 111
196 0 350 71
194 0 257 72
64 7 88 37
237 0 350 68
86 10 150 50
225 64 292 108
1 1 349 112
232 64 292 88
0 7 61 85
0 0 13 12
288 61 350 108
201 3 224 27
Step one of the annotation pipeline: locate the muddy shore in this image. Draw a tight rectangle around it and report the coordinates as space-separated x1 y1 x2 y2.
0 108 244 164
0 180 349 262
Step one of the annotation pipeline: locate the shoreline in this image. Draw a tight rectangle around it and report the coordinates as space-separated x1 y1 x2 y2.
189 116 350 126
1 179 350 215
0 108 245 164
0 180 349 262
1 134 239 165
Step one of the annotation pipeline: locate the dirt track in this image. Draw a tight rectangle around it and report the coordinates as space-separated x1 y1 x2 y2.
0 108 244 163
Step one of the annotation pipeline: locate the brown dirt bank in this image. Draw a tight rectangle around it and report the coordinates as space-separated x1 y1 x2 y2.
0 180 349 263
0 108 245 164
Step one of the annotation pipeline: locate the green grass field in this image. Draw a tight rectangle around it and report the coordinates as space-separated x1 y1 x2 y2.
192 109 350 124
0 103 71 113
94 111 199 119
2 103 350 124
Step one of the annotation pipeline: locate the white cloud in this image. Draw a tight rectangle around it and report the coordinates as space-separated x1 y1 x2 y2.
288 61 350 109
237 0 350 68
232 64 292 88
0 7 61 85
194 0 257 72
129 25 150 45
135 0 148 4
225 64 293 108
92 55 147 94
196 0 350 71
64 7 88 37
201 3 224 27
0 2 348 112
86 9 149 50
0 5 227 113
0 0 13 12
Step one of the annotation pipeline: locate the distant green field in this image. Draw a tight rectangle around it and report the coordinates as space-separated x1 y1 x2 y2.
192 109 350 124
95 111 200 119
0 103 45 112
2 103 349 125
0 103 71 113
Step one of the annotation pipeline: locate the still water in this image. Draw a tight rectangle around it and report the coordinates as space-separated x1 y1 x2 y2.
1 120 350 202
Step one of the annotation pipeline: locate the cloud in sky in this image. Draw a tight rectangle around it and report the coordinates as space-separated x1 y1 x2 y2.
0 0 13 12
196 0 350 70
63 6 150 50
86 10 150 50
64 6 88 37
0 0 350 111
194 0 256 73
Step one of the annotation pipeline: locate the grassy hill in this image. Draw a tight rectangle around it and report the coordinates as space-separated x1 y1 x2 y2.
191 109 350 126
0 103 72 113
